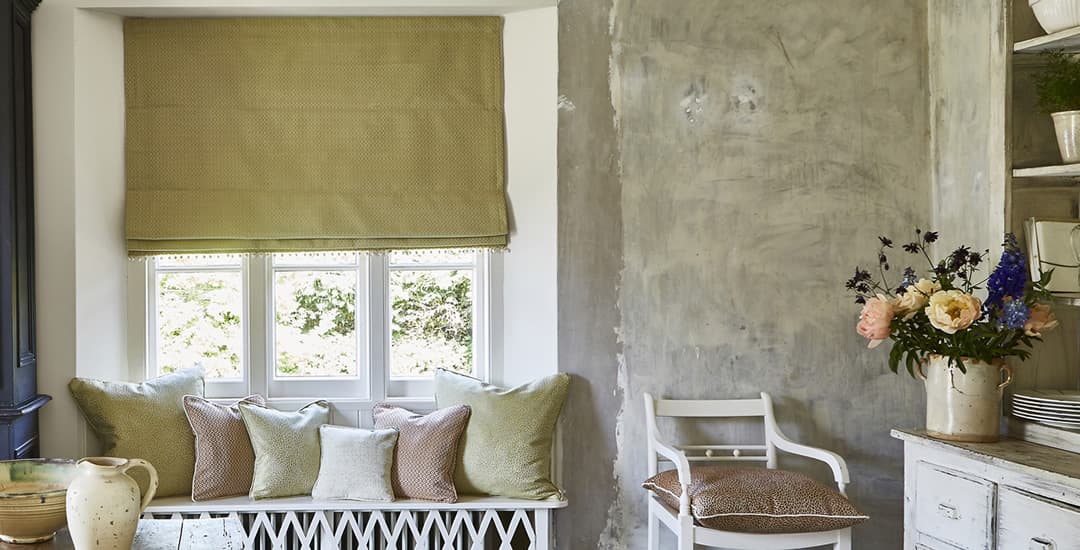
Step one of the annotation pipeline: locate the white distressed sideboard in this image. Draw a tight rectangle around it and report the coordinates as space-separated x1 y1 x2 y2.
892 429 1080 550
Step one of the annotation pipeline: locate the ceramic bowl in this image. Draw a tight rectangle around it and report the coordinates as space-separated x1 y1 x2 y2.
1030 0 1080 34
0 459 77 544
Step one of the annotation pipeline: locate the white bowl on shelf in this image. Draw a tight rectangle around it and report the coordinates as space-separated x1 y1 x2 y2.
1031 0 1080 34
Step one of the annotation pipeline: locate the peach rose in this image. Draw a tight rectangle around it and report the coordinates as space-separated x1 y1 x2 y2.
857 294 895 348
1024 303 1059 337
925 290 982 334
894 279 940 319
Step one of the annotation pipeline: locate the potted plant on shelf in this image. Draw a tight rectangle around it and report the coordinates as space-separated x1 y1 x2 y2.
846 230 1059 442
1035 50 1080 164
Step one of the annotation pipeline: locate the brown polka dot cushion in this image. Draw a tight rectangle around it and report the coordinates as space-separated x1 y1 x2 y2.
372 403 471 502
184 394 266 501
642 466 868 534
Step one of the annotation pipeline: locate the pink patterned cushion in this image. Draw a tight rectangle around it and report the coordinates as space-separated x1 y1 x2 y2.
184 394 265 501
372 403 471 502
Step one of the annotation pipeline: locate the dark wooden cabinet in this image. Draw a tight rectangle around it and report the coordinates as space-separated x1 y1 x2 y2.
0 0 47 459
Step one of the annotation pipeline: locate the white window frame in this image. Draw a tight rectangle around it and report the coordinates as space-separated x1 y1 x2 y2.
131 251 492 411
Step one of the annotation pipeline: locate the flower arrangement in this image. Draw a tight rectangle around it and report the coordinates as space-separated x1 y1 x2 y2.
845 230 1059 375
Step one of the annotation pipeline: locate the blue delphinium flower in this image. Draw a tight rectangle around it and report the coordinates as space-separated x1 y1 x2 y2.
986 234 1027 312
1000 299 1031 330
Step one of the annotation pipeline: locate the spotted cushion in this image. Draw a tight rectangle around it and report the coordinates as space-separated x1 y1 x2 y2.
372 403 471 502
642 466 868 534
68 368 205 497
239 400 330 499
434 370 570 500
184 394 265 501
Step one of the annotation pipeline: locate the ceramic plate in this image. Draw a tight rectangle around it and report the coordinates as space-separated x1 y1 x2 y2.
1013 390 1080 405
1011 410 1080 429
1011 402 1080 419
1011 398 1080 414
1010 405 1080 420
1006 397 1080 410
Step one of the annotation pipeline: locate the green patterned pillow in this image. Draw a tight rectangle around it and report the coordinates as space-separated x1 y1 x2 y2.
239 400 330 499
68 368 205 497
434 370 569 500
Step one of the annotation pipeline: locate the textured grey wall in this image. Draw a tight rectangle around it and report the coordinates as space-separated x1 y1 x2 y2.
557 0 931 547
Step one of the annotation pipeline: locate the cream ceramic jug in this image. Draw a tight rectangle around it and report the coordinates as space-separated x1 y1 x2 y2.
65 457 158 550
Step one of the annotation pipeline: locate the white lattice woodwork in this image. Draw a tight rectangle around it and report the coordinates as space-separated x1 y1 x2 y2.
143 496 561 550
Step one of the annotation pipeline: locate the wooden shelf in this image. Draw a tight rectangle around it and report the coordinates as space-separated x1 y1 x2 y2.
1015 26 1080 53
1014 164 1080 178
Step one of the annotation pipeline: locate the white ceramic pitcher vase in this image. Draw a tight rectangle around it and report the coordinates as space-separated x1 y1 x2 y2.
65 457 158 550
918 355 1013 443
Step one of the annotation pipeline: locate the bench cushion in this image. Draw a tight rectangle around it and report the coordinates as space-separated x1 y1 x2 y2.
184 395 265 501
434 370 569 501
311 425 397 501
373 403 470 503
240 400 329 499
69 368 204 497
643 466 868 534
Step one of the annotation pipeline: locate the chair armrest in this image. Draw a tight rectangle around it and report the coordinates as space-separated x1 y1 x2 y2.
769 426 851 495
760 393 850 494
650 435 694 516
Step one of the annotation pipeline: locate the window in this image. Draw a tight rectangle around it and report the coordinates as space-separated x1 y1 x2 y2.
143 251 489 402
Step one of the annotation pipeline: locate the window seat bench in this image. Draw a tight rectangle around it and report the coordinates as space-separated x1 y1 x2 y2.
143 494 567 550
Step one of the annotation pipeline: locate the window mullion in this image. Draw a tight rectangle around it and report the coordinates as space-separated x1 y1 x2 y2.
247 255 270 398
368 254 387 404
474 251 490 384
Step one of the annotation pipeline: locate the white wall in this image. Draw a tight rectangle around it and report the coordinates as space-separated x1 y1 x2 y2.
498 8 558 386
32 0 558 458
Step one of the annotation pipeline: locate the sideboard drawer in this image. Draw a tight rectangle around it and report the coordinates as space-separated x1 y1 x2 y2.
997 487 1080 550
915 462 995 550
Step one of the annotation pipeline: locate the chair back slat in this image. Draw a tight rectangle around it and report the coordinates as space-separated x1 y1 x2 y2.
653 398 765 418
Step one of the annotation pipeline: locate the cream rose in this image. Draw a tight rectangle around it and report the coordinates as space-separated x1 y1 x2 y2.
857 294 895 349
1024 303 1059 337
925 290 982 334
894 279 940 319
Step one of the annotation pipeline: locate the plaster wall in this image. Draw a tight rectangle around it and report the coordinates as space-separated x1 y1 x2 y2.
558 0 931 547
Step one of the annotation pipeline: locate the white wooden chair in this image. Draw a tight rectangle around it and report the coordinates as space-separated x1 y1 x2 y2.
644 392 854 550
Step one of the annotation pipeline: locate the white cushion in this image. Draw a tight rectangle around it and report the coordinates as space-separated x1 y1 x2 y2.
311 425 398 501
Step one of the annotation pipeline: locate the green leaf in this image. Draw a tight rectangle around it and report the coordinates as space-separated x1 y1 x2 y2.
888 343 902 374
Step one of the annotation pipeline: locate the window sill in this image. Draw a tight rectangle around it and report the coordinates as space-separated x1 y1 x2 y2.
207 396 437 413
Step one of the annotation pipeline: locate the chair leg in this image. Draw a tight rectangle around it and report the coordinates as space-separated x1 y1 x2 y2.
834 528 852 550
648 510 659 550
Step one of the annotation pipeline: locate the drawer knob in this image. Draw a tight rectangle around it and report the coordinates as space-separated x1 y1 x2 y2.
937 503 960 520
1029 537 1055 550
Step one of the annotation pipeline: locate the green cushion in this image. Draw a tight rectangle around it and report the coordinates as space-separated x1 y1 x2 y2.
68 368 205 497
434 370 569 500
239 400 330 499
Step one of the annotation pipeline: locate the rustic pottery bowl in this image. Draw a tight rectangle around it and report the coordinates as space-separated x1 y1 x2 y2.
0 459 77 543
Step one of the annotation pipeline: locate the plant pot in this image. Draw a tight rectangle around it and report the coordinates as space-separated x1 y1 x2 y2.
1053 111 1080 163
917 355 1013 443
1031 0 1080 34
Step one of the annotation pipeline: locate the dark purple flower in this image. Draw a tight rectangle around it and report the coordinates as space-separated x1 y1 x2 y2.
986 234 1027 312
923 231 939 243
879 236 893 248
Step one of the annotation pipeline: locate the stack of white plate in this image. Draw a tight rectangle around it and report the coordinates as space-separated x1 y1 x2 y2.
1011 390 1080 430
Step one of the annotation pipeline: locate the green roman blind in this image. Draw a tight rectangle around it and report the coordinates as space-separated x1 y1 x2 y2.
124 17 507 256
